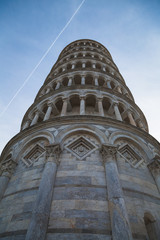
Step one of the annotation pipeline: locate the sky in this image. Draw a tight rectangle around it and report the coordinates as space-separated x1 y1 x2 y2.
0 0 160 154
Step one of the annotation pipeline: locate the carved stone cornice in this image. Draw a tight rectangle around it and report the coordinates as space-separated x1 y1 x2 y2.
0 159 17 178
45 144 61 165
148 158 160 175
101 144 117 164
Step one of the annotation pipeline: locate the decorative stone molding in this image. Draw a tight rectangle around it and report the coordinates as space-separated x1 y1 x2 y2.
45 144 61 165
101 144 117 164
148 158 160 176
65 136 98 160
0 158 17 178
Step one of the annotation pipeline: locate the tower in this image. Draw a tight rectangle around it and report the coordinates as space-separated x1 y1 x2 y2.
0 39 160 240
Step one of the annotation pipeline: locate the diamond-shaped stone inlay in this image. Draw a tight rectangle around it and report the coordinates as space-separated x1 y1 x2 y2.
22 144 45 167
65 136 98 160
118 144 146 169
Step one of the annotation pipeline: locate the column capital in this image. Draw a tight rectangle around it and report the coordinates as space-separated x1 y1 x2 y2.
112 101 119 107
45 144 61 165
62 97 68 102
47 102 53 107
101 144 118 163
80 95 86 100
148 158 160 175
0 158 17 178
97 97 103 101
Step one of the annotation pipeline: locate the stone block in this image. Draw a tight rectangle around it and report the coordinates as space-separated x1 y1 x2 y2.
46 233 111 240
65 209 108 219
53 187 107 201
55 176 92 186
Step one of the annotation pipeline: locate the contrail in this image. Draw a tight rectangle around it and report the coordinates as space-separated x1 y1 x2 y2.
0 0 86 118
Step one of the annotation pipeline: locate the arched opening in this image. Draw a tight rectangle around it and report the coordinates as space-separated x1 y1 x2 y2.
70 54 74 59
68 95 80 115
62 77 68 86
67 63 72 70
54 98 63 116
85 95 97 114
102 97 111 116
123 116 130 124
119 103 125 114
74 75 81 85
86 61 92 68
42 103 48 115
52 82 57 90
144 213 158 240
96 63 101 70
75 61 82 69
37 114 43 124
98 77 105 86
86 75 93 85
77 53 83 58
110 81 116 89
58 68 62 74
94 54 99 59
86 52 91 58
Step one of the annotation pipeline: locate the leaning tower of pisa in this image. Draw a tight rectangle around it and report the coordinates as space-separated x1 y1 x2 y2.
0 39 160 240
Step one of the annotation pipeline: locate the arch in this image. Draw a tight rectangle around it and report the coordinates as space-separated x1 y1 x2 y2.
102 97 111 116
55 98 63 116
98 77 105 86
86 61 92 68
96 63 101 70
66 63 72 70
62 77 69 86
144 212 158 240
52 82 57 90
16 131 54 161
85 94 97 114
85 52 91 58
85 74 93 85
74 74 81 85
109 131 150 161
68 94 80 115
77 52 83 58
110 81 116 89
56 125 107 146
58 68 62 74
70 54 74 59
75 61 82 69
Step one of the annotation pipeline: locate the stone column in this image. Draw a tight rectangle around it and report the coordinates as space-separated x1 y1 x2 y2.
45 87 50 94
22 120 30 130
137 119 145 131
113 103 122 121
25 144 61 240
68 77 72 86
71 63 75 69
101 145 133 240
82 63 86 68
117 85 122 94
31 111 39 126
127 111 136 126
80 96 85 115
61 98 68 116
92 63 96 68
81 76 85 85
106 80 112 89
148 159 160 193
0 158 17 201
97 98 104 116
55 81 61 90
94 77 99 86
44 103 53 121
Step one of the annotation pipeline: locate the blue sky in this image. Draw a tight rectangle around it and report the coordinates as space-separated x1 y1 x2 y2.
0 0 160 154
